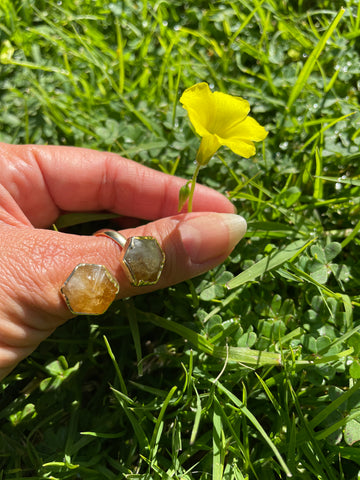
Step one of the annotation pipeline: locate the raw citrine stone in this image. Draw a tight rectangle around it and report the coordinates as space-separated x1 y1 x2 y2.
121 236 165 286
61 264 119 315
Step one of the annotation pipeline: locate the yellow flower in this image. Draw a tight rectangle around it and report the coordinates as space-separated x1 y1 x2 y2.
180 82 268 165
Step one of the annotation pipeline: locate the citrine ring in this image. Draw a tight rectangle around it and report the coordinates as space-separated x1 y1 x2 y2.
94 229 165 287
60 230 165 316
60 263 119 315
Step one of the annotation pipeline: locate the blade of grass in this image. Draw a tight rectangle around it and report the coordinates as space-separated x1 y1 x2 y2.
314 408 360 442
213 346 281 366
216 380 292 477
276 327 305 349
228 0 266 46
171 65 182 127
288 265 348 300
125 300 143 376
341 218 360 249
141 310 280 365
103 335 127 395
81 431 125 438
227 238 313 289
111 387 149 452
115 19 125 94
189 384 202 445
138 310 214 355
254 372 281 412
248 221 297 239
178 27 223 58
213 397 225 480
287 7 345 110
55 212 120 229
315 175 360 187
118 140 167 157
300 380 360 442
213 396 255 478
313 147 323 200
299 112 355 153
139 455 174 480
286 381 341 480
149 385 177 463
287 416 297 474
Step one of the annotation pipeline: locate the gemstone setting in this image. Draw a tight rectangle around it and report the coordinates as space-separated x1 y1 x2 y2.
120 236 165 286
61 264 119 315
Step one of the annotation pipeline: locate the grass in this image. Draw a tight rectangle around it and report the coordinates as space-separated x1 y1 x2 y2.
1 0 360 478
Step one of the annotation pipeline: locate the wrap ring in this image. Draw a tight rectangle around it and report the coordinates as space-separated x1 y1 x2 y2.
94 229 165 287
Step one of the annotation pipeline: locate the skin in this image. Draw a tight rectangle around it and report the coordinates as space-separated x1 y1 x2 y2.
0 143 242 380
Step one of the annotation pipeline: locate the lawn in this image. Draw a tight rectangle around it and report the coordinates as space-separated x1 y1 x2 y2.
1 0 360 478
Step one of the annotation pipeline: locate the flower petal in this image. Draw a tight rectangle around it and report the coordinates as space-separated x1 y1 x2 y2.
221 115 268 142
211 91 250 136
196 134 221 165
179 83 214 137
219 137 256 159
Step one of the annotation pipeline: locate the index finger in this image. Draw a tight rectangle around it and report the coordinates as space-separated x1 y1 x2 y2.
0 144 235 227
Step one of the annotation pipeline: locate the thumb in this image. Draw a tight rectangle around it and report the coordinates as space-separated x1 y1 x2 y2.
59 212 247 305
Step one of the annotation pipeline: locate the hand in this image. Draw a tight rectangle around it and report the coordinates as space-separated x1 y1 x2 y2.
0 143 246 380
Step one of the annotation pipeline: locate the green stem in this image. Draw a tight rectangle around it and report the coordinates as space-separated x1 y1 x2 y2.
187 163 202 212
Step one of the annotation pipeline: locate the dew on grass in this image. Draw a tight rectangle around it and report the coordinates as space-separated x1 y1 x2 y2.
335 175 347 191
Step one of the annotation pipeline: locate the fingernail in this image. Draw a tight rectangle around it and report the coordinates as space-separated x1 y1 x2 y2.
179 213 247 264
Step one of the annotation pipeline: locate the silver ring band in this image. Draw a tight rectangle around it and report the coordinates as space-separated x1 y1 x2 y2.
94 229 127 248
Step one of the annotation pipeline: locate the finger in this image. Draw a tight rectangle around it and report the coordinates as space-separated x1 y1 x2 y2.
2 212 246 321
0 143 235 227
0 212 246 376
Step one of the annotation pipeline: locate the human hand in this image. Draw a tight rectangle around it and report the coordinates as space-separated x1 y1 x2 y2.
0 143 247 380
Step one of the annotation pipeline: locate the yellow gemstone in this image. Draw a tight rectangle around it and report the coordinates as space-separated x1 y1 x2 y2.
121 236 165 286
61 264 119 315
